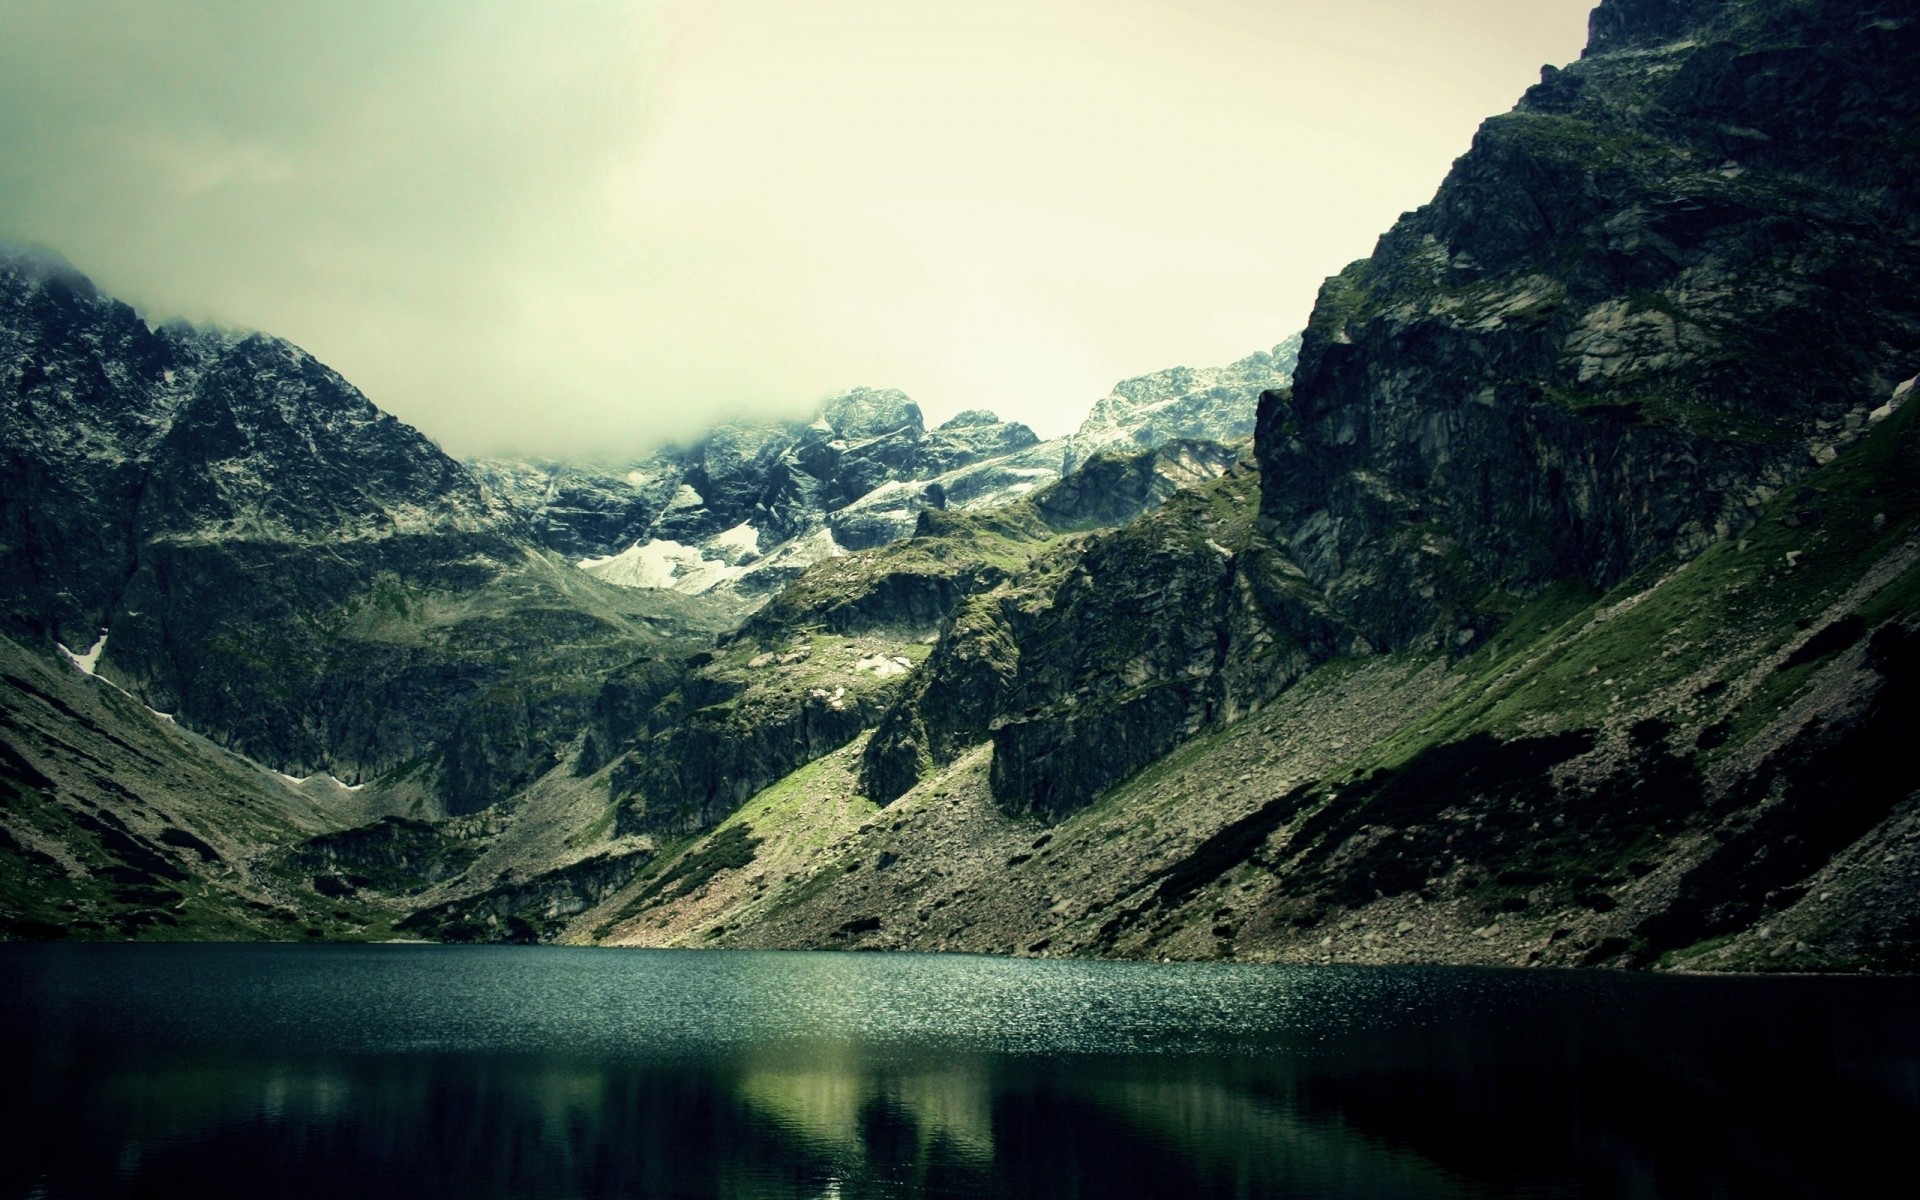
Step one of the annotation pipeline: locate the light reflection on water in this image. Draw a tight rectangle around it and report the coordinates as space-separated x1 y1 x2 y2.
2 945 1915 1198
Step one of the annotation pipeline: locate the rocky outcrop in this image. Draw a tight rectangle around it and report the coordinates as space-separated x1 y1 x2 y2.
396 847 656 943
590 643 913 837
860 464 1347 811
1033 439 1246 532
987 469 1345 819
1255 0 1920 651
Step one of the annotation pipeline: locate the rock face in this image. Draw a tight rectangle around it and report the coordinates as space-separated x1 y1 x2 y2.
1255 0 1920 650
938 0 1920 828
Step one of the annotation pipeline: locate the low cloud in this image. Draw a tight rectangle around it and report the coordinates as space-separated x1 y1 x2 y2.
0 0 1594 460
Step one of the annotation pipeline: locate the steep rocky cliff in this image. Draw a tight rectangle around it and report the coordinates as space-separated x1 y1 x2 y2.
1256 0 1920 649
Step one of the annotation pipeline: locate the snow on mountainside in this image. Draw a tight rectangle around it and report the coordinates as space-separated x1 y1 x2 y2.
476 340 1298 601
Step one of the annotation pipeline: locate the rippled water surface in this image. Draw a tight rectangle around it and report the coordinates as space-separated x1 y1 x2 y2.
2 945 1915 1198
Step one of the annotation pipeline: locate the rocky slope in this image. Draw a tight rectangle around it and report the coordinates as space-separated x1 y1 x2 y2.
0 631 376 940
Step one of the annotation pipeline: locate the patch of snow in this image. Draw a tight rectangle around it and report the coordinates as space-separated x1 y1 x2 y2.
577 537 748 595
809 685 850 711
145 707 175 724
856 655 911 678
710 521 763 557
272 770 366 792
838 479 921 511
769 526 844 564
1206 539 1233 558
666 484 705 510
624 470 650 487
58 629 109 675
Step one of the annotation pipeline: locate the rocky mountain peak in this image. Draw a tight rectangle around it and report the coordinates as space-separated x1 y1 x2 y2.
1583 0 1728 57
1064 335 1298 472
936 408 1003 429
822 387 922 441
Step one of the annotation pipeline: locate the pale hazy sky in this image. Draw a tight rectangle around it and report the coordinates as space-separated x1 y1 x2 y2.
0 1 1596 459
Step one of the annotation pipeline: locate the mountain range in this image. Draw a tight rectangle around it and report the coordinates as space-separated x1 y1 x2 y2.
2 0 1917 971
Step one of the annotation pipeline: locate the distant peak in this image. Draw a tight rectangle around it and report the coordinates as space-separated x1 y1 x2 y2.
937 408 1002 429
822 387 923 440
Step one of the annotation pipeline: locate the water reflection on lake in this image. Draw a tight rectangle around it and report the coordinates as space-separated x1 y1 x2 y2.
1 945 1914 1198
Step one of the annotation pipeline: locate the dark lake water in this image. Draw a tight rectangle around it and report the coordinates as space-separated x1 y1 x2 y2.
1 946 1914 1199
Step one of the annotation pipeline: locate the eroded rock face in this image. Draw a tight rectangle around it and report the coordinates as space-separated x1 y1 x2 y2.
1256 0 1920 651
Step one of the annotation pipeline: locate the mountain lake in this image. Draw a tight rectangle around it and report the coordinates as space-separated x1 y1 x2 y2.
1 944 1913 1199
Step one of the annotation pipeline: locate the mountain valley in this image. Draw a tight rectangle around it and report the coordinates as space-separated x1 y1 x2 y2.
3 0 1918 973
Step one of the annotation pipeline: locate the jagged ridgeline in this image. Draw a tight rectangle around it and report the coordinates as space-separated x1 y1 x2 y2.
5 0 1920 968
